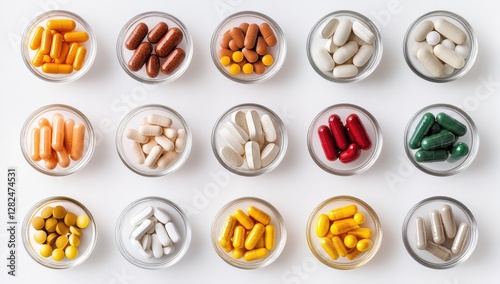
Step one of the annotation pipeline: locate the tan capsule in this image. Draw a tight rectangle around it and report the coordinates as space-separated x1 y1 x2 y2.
434 18 467 45
333 41 359 64
415 217 427 250
239 22 249 34
414 20 434 42
51 114 65 152
451 222 470 255
440 205 457 239
130 141 145 164
125 129 149 143
353 45 374 67
218 48 234 59
255 36 268 56
333 64 358 78
70 123 85 161
425 241 452 261
430 210 445 245
434 44 465 69
220 30 232 49
253 60 266 75
417 48 445 77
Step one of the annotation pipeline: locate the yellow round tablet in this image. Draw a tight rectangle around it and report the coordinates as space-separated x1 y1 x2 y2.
52 205 67 219
34 230 47 244
52 248 65 261
32 216 45 230
220 56 231 66
65 246 78 259
229 64 241 75
76 215 90 229
262 54 274 66
64 212 77 226
242 63 254 74
41 206 53 219
39 244 53 258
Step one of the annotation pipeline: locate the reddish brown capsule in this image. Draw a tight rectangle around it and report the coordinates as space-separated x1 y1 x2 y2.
146 54 160 78
328 114 349 151
239 22 249 34
125 22 148 50
259 22 277 47
228 40 239 51
242 48 259 63
229 27 245 49
128 42 152 71
244 23 259 49
318 125 338 161
147 22 168 44
155 27 183 57
220 30 232 49
160 48 186 74
218 48 234 59
255 36 268 56
339 143 361 163
253 60 266 74
346 114 371 150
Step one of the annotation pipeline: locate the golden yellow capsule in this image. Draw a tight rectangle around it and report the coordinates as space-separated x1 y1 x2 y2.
218 215 236 247
320 237 339 260
232 248 245 259
347 227 372 239
243 247 269 261
65 42 80 65
221 242 233 253
73 46 86 70
330 218 359 235
43 55 52 63
40 29 52 54
39 244 53 258
50 33 63 59
63 31 89 43
247 206 271 226
316 214 330 237
232 225 245 249
255 234 265 249
356 238 373 252
32 49 45 67
46 19 76 32
30 26 44 50
346 248 361 260
343 234 358 249
54 42 70 64
331 236 348 257
244 223 265 250
234 209 254 230
328 204 358 221
265 224 275 251
42 63 73 74
353 212 366 225
52 248 65 261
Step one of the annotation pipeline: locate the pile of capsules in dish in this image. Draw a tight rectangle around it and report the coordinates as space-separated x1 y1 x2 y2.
412 18 469 77
318 113 371 163
408 112 469 163
315 204 373 261
314 17 376 78
129 206 181 259
124 113 186 169
219 109 280 170
29 19 88 74
218 205 275 261
414 205 470 261
125 21 185 77
218 22 277 76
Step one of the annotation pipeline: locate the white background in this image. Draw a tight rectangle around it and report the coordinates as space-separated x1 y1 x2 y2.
1 0 499 283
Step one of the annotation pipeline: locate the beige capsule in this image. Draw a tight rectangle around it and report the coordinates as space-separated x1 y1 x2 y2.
417 48 445 77
434 44 465 69
175 129 187 153
434 18 467 45
333 18 352 46
352 21 375 45
144 145 162 168
425 241 452 261
333 64 358 78
440 205 457 239
220 146 244 167
139 125 163 136
333 41 358 64
353 45 374 67
157 151 178 168
451 222 470 255
430 210 445 245
414 20 434 42
415 217 427 250
320 18 339 39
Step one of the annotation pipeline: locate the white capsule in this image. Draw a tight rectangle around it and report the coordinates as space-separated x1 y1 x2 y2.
333 41 358 64
414 20 434 42
454 44 470 58
415 217 427 250
417 48 445 77
220 146 244 167
224 121 249 144
434 18 467 45
151 233 164 258
165 222 181 243
324 37 339 53
245 110 264 142
426 31 441 45
155 222 173 247
144 145 163 167
146 217 157 234
260 143 280 167
131 218 154 240
139 125 163 136
352 21 375 45
333 18 352 46
154 207 171 224
142 139 158 155
130 141 145 164
443 64 454 75
231 111 249 135
163 245 174 255
163 128 177 139
219 128 244 155
425 241 452 261
440 205 457 239
348 32 368 46
147 114 172 127
131 239 153 259
353 44 374 67
125 129 149 143
175 129 187 153
155 135 175 151
314 48 335 72
451 222 470 255
320 18 339 39
333 64 358 78
441 39 456 50
245 141 261 170
130 206 154 226
260 114 277 143
157 151 178 168
434 44 465 69
430 210 445 245
140 233 152 250
411 41 433 57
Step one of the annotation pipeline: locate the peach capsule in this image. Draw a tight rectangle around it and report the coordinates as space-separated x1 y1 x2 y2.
51 114 65 151
39 126 52 160
70 123 85 161
56 147 71 168
64 119 74 152
30 128 41 162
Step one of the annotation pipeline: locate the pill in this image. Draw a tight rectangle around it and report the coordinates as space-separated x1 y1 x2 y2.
139 125 163 136
333 18 352 46
131 218 154 240
443 64 454 75
125 129 149 143
56 148 70 168
414 217 427 250
415 149 449 162
252 60 266 74
50 114 65 151
47 19 76 32
353 45 374 67
130 206 154 226
32 50 45 67
128 42 152 72
152 207 170 225
333 236 350 257
248 206 271 226
147 22 168 44
224 121 249 144
39 126 52 160
346 113 371 150
411 41 433 57
434 18 467 45
246 110 264 143
70 123 85 161
163 128 177 139
218 215 236 247
315 48 335 72
450 142 469 160
161 47 186 75
220 146 244 167
55 43 71 64
353 212 365 225
146 54 160 78
141 233 152 251
218 48 234 59
325 114 348 151
63 31 88 43
245 223 265 250
30 128 41 162
163 246 174 255
425 241 452 261
426 31 441 45
65 42 80 65
333 64 358 78
243 23 259 49
317 125 338 161
259 22 277 47
155 222 172 247
40 29 52 54
165 221 181 243
260 114 277 142
52 248 65 261
352 21 375 45
241 48 258 63
441 39 456 50
30 26 44 50
356 238 373 252
330 218 359 235
157 151 178 168
231 111 249 134
346 227 372 240
421 130 455 150
435 112 467 136
414 20 434 42
324 37 339 54
126 23 149 49
320 237 339 260
265 225 275 251
440 205 457 239
344 235 357 249
175 128 187 153
50 33 63 59
328 204 357 221
254 35 268 56
76 215 89 229
150 233 164 258
233 209 254 230
243 248 269 262
408 112 435 149
231 225 245 249
333 41 358 64
228 27 245 49
220 128 244 155
156 27 183 58
434 44 465 69
451 222 469 255
320 18 339 39
454 44 470 58
417 48 445 77
430 210 445 245
42 63 74 74
260 143 280 168
245 141 262 170
45 151 58 170
155 135 174 151
144 145 163 168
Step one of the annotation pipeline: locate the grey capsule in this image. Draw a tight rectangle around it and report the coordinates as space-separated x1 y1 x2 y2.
425 241 452 261
430 210 445 245
415 217 427 250
451 222 470 255
440 205 457 239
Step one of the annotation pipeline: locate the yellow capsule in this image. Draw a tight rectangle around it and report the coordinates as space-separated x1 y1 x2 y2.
50 33 63 59
248 206 271 226
346 248 361 260
63 31 89 43
229 63 241 75
232 225 245 249
347 227 372 239
31 216 45 230
220 56 231 66
54 42 70 64
244 223 265 250
64 212 77 226
32 49 45 67
33 230 47 244
55 235 69 249
320 237 339 260
232 248 245 259
30 26 44 50
262 54 274 66
234 209 254 230
243 247 268 261
353 212 366 225
343 234 358 249
255 234 265 249
65 42 80 65
356 238 373 252
330 218 359 235
46 19 76 32
331 236 348 257
42 63 73 74
265 225 275 251
52 205 67 219
43 55 52 63
65 245 78 259
232 51 244 63
218 215 236 247
73 46 86 70
39 244 53 258
328 204 358 221
39 29 52 54
52 248 65 261
221 242 233 253
76 215 90 229
316 214 330 237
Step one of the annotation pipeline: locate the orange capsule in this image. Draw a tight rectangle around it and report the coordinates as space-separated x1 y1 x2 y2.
32 49 45 67
73 46 86 70
30 128 41 162
39 126 52 160
38 118 50 128
45 150 58 170
54 42 70 64
64 119 74 153
56 148 71 168
70 123 85 161
39 29 52 54
259 22 277 47
42 63 73 74
50 33 63 59
65 42 80 65
51 114 65 152
63 31 89 43
46 19 76 32
30 26 44 50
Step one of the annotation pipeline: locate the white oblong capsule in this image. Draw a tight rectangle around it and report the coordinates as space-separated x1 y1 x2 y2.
155 222 173 247
131 239 153 259
151 233 164 258
154 207 172 224
142 139 158 155
324 37 339 54
320 18 339 39
352 21 375 45
163 127 177 139
225 121 249 144
440 205 457 239
261 143 280 167
130 206 154 226
415 217 427 250
434 44 465 69
130 141 146 164
444 64 454 75
411 41 432 57
333 18 352 46
425 241 452 261
231 111 249 135
333 64 358 78
141 233 152 250
125 129 149 143
414 20 434 42
220 146 244 167
430 210 445 245
147 114 172 127
219 128 244 155
353 44 374 67
245 110 264 142
451 222 470 255
245 141 262 170
131 218 153 240
434 18 467 45
314 48 335 72
165 222 181 243
163 245 174 255
260 114 277 143
139 125 163 136
175 128 187 153
147 217 157 234
155 135 175 151
144 145 163 167
417 48 445 77
333 41 358 64
157 151 178 168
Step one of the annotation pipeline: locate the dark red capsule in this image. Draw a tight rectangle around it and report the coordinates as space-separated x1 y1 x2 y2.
317 125 338 161
339 143 361 163
346 114 372 150
328 114 349 151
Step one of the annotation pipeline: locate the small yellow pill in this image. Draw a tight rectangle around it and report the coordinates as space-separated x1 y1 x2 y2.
356 238 373 252
39 244 53 258
63 31 89 43
343 234 358 249
232 51 244 63
76 215 90 229
45 218 58 232
73 46 86 70
65 245 78 259
46 19 76 32
70 225 82 237
32 216 45 230
41 206 53 219
316 214 330 237
33 230 47 244
30 26 44 50
69 234 81 247
347 227 372 239
234 209 254 230
265 225 275 251
247 206 271 226
353 212 366 225
243 248 269 261
261 54 274 66
56 222 69 235
52 248 65 261
242 63 254 74
64 212 77 226
52 205 67 219
320 237 339 260
330 218 359 235
46 233 59 246
328 204 358 221
232 248 245 259
229 63 241 75
55 235 69 249
220 56 231 66
332 236 348 257
244 223 265 250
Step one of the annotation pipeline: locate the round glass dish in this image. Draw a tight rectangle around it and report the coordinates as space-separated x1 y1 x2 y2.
115 196 192 269
307 103 382 176
211 197 286 269
403 10 478 82
20 104 96 176
211 103 287 176
21 10 97 83
402 196 478 269
210 11 287 83
404 104 479 176
116 11 193 84
116 104 191 177
306 195 382 270
306 10 383 83
22 196 97 269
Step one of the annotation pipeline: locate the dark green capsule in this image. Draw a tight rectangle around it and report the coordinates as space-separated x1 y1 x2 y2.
421 130 456 150
430 122 441 134
409 112 435 149
450 142 469 160
415 149 449 162
436 112 467 136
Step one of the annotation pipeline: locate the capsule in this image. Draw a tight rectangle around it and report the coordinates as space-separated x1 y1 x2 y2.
328 114 349 151
245 223 265 250
415 217 427 250
243 248 268 261
409 112 435 149
65 42 80 65
430 210 445 245
56 148 71 168
30 26 44 50
347 227 372 239
125 22 148 50
440 205 457 239
317 125 338 161
232 225 245 249
346 114 371 150
265 225 275 251
40 29 52 54
435 112 467 137
330 218 359 235
46 19 76 32
320 237 339 260
147 22 168 44
39 126 52 160
425 241 452 261
42 63 73 74
160 47 185 75
421 130 455 150
155 27 183 57
332 236 348 257
45 150 58 170
346 248 361 260
415 149 448 162
30 128 41 162
70 123 85 161
234 209 254 230
244 23 259 49
218 215 236 247
51 114 65 151
49 32 63 59
316 214 330 237
339 143 361 164
451 222 470 255
229 27 245 49
232 248 244 259
450 142 469 160
247 206 270 226
63 31 89 43
54 42 70 64
128 42 153 72
328 204 358 221
32 50 45 67
356 238 372 252
259 22 277 47
73 46 86 70
64 119 74 153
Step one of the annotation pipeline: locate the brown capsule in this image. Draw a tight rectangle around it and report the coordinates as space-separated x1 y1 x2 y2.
239 22 249 34
229 27 245 49
228 40 240 51
259 22 277 47
160 47 186 74
237 57 248 68
244 23 259 49
242 48 259 63
255 36 268 56
146 54 160 78
220 30 232 49
125 22 148 50
253 60 266 74
147 22 168 44
155 27 183 57
128 42 152 71
218 48 234 59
